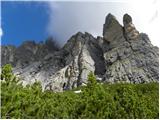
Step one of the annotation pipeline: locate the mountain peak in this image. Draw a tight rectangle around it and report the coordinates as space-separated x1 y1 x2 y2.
103 13 123 42
104 13 117 24
123 13 132 25
1 13 159 92
123 13 139 40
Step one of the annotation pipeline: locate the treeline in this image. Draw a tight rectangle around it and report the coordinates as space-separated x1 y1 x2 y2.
1 64 159 119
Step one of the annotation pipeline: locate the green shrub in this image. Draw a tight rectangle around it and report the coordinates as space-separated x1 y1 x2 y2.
1 67 159 119
1 64 13 81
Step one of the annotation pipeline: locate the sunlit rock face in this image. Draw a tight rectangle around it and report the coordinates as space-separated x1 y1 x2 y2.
102 13 158 83
1 13 159 92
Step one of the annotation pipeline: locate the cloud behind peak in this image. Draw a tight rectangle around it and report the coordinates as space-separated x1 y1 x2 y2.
46 1 159 47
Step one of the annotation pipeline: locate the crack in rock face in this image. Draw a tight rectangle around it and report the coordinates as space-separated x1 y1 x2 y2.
1 13 159 92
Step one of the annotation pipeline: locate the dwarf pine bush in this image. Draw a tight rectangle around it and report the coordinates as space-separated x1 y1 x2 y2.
1 65 159 119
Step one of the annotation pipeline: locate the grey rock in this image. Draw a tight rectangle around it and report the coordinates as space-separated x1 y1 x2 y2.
102 14 159 83
102 13 127 52
49 32 106 91
123 13 139 40
1 13 159 92
103 14 124 43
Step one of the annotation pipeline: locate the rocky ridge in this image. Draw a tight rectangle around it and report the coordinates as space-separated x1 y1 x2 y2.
1 13 159 92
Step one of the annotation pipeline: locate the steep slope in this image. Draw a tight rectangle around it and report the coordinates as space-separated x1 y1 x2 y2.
49 32 106 91
1 13 159 92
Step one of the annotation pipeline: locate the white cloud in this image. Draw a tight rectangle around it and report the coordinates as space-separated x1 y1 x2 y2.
125 0 160 47
0 28 3 37
46 0 160 47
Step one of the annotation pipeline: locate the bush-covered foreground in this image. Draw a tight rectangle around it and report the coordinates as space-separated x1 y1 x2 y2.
1 64 159 119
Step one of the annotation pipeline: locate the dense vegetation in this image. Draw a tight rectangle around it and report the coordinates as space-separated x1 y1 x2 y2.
1 64 159 119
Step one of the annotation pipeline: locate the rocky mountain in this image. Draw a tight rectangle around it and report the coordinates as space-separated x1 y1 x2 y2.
1 13 159 92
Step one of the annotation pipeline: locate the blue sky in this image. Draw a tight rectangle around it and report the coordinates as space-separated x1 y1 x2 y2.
1 1 49 46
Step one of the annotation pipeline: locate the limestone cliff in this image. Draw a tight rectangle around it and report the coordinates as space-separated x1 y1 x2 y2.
1 13 159 92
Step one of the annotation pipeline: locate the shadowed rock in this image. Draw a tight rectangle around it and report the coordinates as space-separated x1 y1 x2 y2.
103 13 124 42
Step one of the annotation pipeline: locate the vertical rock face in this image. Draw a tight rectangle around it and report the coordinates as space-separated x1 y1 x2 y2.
103 14 124 43
1 13 159 91
102 13 158 83
49 32 106 91
123 14 139 40
1 45 16 66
